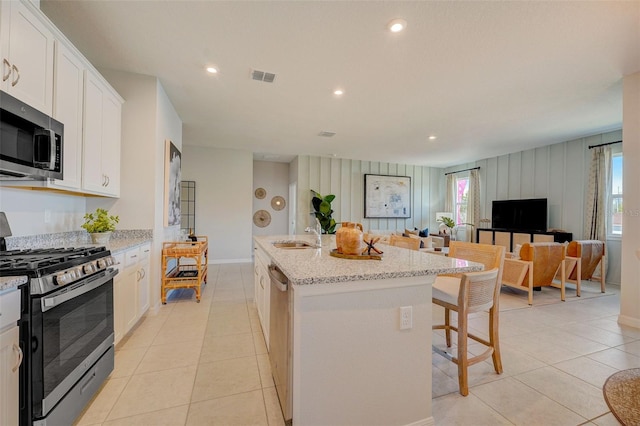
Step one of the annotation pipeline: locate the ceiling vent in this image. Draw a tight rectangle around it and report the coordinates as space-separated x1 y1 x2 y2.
318 131 336 137
251 69 276 83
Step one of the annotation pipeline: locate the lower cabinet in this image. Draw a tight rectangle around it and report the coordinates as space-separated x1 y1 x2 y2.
137 244 151 317
254 245 270 347
113 243 151 345
0 288 21 426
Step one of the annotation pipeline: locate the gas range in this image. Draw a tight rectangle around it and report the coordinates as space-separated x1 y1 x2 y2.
0 246 116 295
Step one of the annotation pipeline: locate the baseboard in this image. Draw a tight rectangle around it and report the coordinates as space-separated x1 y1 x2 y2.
618 314 640 329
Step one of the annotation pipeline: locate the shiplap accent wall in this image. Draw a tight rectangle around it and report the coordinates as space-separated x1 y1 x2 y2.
293 156 445 235
446 129 623 284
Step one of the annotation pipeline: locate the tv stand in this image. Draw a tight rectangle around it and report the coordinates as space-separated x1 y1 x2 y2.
477 228 572 253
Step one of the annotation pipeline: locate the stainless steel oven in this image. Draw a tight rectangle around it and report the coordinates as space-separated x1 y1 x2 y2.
29 268 116 425
0 246 117 426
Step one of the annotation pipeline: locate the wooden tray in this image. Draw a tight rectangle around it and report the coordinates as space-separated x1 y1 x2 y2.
329 249 382 260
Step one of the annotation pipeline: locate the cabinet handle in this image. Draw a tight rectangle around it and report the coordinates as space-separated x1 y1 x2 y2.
12 343 23 372
2 59 10 81
11 64 19 86
105 175 110 187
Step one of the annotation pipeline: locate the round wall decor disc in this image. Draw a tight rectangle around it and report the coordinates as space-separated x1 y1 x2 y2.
271 196 286 211
255 188 266 199
253 210 271 227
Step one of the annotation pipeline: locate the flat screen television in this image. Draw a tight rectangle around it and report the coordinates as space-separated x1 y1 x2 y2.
491 198 547 232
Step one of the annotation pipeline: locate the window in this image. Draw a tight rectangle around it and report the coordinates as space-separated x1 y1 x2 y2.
609 151 623 235
455 176 469 225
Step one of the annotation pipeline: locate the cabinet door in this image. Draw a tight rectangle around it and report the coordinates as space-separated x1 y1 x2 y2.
0 0 54 114
0 326 21 426
51 40 83 190
137 244 151 317
101 90 121 197
82 70 122 197
122 267 138 332
82 71 105 194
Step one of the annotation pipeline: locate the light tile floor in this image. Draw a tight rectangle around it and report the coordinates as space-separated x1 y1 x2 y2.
74 263 630 425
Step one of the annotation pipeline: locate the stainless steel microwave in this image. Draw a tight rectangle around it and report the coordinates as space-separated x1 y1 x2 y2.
0 91 63 180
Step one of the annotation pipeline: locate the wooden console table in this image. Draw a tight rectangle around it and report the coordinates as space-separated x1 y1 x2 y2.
161 236 208 303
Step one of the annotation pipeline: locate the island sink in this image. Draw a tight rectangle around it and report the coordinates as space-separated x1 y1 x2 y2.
272 241 315 249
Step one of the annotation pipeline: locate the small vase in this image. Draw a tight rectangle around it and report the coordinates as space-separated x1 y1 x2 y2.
90 231 112 245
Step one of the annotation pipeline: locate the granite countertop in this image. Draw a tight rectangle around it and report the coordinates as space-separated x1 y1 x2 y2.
5 230 153 254
254 235 483 285
0 275 28 292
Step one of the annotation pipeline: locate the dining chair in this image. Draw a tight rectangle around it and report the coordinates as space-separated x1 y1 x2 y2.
432 241 505 396
389 234 421 251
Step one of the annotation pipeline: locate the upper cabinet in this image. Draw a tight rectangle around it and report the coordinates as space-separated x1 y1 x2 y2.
82 70 121 197
0 0 123 198
0 0 54 115
50 40 84 191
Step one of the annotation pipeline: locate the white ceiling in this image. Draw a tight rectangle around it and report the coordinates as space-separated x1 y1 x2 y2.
41 1 640 167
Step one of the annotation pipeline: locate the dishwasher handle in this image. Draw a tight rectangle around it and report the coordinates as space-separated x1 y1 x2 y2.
269 265 288 292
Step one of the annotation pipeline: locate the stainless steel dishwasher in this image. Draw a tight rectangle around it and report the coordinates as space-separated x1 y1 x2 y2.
269 265 292 424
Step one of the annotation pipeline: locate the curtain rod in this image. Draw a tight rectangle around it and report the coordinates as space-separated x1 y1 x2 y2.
588 140 622 149
444 166 480 176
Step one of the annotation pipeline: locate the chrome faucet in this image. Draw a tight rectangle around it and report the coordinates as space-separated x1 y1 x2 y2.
305 217 322 247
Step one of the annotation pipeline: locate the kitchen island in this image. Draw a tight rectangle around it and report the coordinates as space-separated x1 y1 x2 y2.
254 235 483 426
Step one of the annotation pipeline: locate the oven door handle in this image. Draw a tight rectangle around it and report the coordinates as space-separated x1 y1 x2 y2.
41 268 118 312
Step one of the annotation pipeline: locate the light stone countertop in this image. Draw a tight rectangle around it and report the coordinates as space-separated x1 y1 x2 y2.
0 275 28 292
254 234 483 285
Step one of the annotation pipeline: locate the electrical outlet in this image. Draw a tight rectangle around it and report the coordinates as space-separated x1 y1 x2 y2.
44 209 52 223
400 306 412 330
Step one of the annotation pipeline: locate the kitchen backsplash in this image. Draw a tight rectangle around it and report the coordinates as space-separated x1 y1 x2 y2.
5 229 153 250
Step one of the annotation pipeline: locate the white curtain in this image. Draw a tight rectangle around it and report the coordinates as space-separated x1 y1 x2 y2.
445 174 455 214
584 146 612 240
467 169 480 242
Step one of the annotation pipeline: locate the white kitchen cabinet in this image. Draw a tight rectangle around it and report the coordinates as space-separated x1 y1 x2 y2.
254 244 270 347
0 0 54 115
136 243 151 317
113 244 152 345
0 288 22 426
50 40 84 191
113 250 137 345
82 69 121 197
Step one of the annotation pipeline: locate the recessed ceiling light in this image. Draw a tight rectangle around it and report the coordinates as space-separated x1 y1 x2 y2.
388 18 407 33
428 135 437 140
334 89 344 96
206 67 218 74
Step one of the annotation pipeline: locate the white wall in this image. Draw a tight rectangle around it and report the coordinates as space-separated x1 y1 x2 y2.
445 129 623 284
96 70 183 311
293 156 444 235
620 71 640 328
0 188 86 235
252 161 289 236
182 146 253 263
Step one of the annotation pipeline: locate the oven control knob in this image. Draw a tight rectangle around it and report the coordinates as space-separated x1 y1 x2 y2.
55 272 71 286
83 262 96 274
97 259 106 269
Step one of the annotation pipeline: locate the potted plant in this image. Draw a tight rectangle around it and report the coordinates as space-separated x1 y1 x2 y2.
82 208 119 244
311 190 336 234
437 216 455 235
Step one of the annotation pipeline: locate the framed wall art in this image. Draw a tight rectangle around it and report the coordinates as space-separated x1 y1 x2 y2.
364 174 411 218
164 140 182 226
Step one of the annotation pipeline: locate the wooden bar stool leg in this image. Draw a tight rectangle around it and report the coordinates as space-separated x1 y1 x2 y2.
457 310 469 396
444 307 451 347
489 306 503 374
